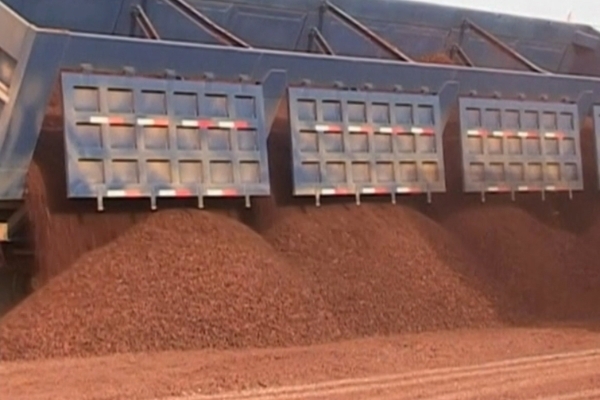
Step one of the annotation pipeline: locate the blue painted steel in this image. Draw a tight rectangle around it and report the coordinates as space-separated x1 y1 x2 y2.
61 72 270 200
4 0 600 76
459 98 584 194
3 1 600 203
288 87 445 197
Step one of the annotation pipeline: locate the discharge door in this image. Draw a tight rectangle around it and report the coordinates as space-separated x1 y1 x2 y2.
459 98 583 196
288 87 446 203
61 72 270 209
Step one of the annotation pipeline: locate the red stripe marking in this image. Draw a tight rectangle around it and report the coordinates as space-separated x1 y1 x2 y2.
154 119 170 127
222 189 238 196
198 120 213 128
124 189 142 197
234 121 249 129
421 128 435 135
108 117 126 125
334 188 351 195
175 188 193 197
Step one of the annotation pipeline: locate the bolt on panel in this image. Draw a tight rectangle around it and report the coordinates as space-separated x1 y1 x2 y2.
288 87 446 199
61 72 270 204
459 98 583 194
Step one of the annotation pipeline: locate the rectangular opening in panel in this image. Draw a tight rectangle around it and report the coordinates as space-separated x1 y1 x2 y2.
507 137 522 155
234 96 256 119
140 90 167 115
465 108 481 128
204 94 229 117
504 110 520 129
300 162 321 183
375 162 394 182
484 109 501 129
238 129 259 151
542 112 557 131
323 132 344 153
488 137 503 155
372 103 390 124
422 162 439 183
374 132 392 153
564 163 579 181
74 123 103 148
558 112 574 131
0 48 16 88
419 135 436 154
111 160 139 184
525 137 541 155
546 162 561 181
397 133 416 153
299 130 318 153
522 111 538 130
73 86 100 112
349 132 368 152
207 128 231 151
395 104 412 125
416 105 434 125
179 160 203 183
544 138 559 155
399 161 418 182
177 127 201 150
146 159 172 184
78 159 105 184
467 136 483 154
348 101 366 123
297 99 317 121
240 161 261 183
143 127 169 150
527 163 543 182
322 100 342 122
209 161 234 184
351 162 370 183
508 163 525 181
488 162 505 181
325 162 346 183
562 138 576 156
469 162 485 182
173 92 198 116
109 125 136 149
107 89 134 113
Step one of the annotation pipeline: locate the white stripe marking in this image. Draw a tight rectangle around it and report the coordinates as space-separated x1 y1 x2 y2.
90 116 109 124
378 127 393 134
181 120 199 127
492 130 504 137
206 189 224 196
106 190 126 197
518 186 529 191
218 121 235 129
315 124 329 132
362 188 376 194
158 189 176 197
411 127 424 134
517 131 529 138
396 187 411 193
321 188 335 195
546 185 557 191
136 118 154 126
348 126 363 133
467 129 480 136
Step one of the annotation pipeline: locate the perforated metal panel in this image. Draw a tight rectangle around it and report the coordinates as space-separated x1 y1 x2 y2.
288 87 446 197
61 72 270 202
459 98 583 193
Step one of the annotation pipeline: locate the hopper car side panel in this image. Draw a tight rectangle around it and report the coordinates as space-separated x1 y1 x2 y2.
288 87 445 199
1 1 600 202
460 98 584 195
61 72 270 207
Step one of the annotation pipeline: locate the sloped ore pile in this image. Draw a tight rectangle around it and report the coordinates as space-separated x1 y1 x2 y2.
260 203 501 338
441 204 582 322
0 209 340 361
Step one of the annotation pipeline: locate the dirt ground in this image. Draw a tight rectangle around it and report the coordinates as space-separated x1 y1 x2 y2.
2 325 600 400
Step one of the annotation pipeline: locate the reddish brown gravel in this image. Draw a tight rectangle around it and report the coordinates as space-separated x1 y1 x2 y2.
440 204 590 322
0 209 341 361
260 203 501 338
